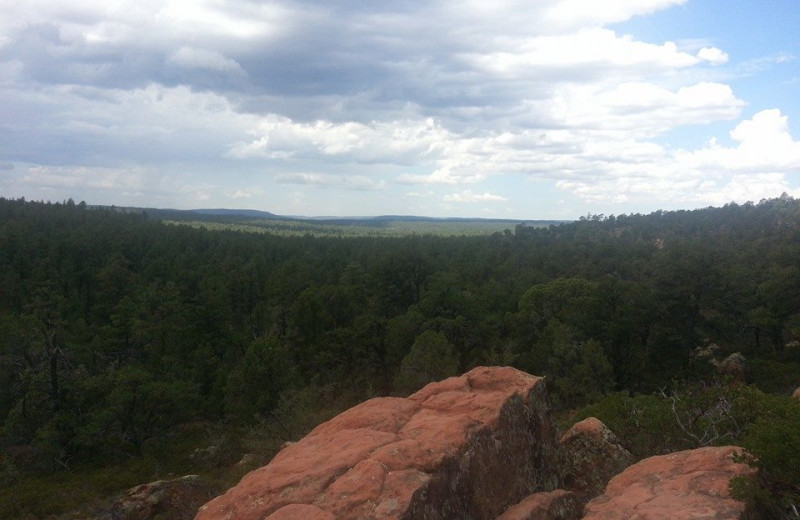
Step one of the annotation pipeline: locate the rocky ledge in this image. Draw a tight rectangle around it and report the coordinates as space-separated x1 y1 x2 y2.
194 367 755 520
196 366 557 520
583 446 756 520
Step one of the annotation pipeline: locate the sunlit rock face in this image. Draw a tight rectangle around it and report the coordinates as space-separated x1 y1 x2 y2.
582 446 756 520
493 489 581 520
195 368 754 520
195 366 560 520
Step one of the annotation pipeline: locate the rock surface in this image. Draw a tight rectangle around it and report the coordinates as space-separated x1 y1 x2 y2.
583 445 755 520
717 353 747 383
493 490 580 520
108 475 217 520
195 366 559 520
558 417 633 500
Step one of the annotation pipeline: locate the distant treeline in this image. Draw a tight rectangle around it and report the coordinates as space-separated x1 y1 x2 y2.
1 195 799 471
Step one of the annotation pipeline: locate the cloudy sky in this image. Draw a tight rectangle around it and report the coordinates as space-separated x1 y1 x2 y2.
1 0 799 218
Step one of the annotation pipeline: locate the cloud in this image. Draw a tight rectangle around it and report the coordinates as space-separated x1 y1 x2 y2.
697 47 729 65
19 165 148 190
227 117 448 165
276 173 387 191
679 109 800 172
551 110 800 205
0 0 797 215
168 47 246 74
465 29 701 77
228 189 263 200
544 0 688 28
444 190 507 203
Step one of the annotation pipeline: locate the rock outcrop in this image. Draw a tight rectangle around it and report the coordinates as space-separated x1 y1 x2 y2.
717 353 747 383
196 366 559 520
493 490 580 520
108 475 216 520
195 367 754 520
583 446 756 520
558 417 633 500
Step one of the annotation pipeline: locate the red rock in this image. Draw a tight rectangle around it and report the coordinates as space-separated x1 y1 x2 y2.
559 417 633 500
109 475 216 520
195 366 559 520
494 489 580 520
266 504 335 520
583 446 756 520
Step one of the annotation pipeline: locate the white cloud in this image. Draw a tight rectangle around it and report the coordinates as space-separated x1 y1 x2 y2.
276 173 387 191
466 29 700 76
679 109 800 172
444 190 507 203
168 47 246 74
551 110 800 205
228 189 263 199
544 0 687 28
227 117 448 165
697 47 729 65
157 0 291 40
542 81 744 134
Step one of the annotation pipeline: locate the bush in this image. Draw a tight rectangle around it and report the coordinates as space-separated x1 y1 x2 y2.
576 383 800 517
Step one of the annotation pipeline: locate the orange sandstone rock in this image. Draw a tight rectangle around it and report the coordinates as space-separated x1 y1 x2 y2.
195 366 559 520
583 445 756 520
494 489 580 520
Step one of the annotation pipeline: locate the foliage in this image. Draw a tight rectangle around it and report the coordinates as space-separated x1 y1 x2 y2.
576 383 800 518
394 330 460 394
1 195 800 512
733 394 800 519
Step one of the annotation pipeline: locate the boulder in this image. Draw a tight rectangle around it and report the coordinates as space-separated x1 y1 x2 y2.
195 366 560 520
494 489 580 520
234 453 259 470
583 446 756 520
717 353 746 383
558 417 633 500
108 475 217 520
792 386 800 400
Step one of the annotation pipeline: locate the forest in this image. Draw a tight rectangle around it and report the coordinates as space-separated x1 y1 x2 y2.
0 196 798 518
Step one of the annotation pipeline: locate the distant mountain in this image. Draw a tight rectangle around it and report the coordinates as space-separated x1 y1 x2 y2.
95 204 568 226
308 214 568 225
188 208 282 219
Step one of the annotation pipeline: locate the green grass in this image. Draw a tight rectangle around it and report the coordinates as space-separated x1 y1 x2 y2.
162 218 553 237
0 458 163 519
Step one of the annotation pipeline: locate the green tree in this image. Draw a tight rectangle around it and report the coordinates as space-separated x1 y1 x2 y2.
394 330 459 394
224 338 298 423
545 323 614 409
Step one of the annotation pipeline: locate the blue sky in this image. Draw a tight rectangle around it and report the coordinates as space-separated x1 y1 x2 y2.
1 0 799 219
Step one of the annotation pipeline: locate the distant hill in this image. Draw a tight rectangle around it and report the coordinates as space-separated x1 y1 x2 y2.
93 204 566 225
188 208 283 219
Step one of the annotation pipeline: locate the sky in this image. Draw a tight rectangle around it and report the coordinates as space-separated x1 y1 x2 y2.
1 0 800 219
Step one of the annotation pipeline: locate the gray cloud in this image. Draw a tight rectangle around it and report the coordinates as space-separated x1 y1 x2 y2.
1 0 797 216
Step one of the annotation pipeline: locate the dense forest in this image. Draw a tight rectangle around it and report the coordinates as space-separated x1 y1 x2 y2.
1 196 799 518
